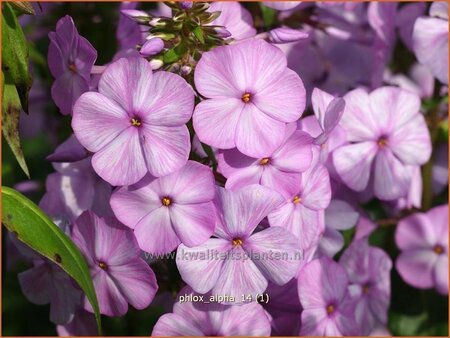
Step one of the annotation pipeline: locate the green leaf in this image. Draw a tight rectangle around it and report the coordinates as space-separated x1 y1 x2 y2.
2 3 32 113
193 26 205 44
1 187 102 333
2 72 30 178
260 4 277 29
162 42 188 63
10 1 35 15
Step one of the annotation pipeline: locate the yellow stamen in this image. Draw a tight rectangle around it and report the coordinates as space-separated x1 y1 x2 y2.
131 118 142 127
162 197 172 206
232 238 243 246
434 244 444 255
259 157 270 165
293 195 302 204
326 304 334 314
242 93 251 103
98 261 108 270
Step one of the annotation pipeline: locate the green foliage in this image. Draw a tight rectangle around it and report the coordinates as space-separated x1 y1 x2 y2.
1 187 102 334
1 3 33 177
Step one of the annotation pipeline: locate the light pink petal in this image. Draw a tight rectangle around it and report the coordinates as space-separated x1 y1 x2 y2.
300 308 328 336
215 185 284 238
98 57 154 113
413 17 448 84
319 228 345 257
142 71 194 126
271 130 312 172
395 212 437 249
430 2 448 20
333 142 378 192
252 69 306 123
108 259 158 310
193 98 244 149
72 212 140 266
235 103 286 157
297 257 348 308
311 87 334 127
110 184 161 229
260 166 302 199
72 92 129 152
140 124 190 177
212 246 268 302
323 98 345 134
301 164 331 210
91 128 147 186
176 239 231 294
166 161 215 204
374 149 411 200
219 302 271 336
52 72 89 115
152 313 205 336
85 271 127 316
244 226 302 285
396 250 438 289
434 255 449 295
340 88 378 141
225 165 263 191
389 114 431 165
325 199 359 231
134 207 180 254
217 148 258 178
170 202 215 247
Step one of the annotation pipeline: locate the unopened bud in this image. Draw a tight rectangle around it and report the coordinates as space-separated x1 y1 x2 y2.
269 27 309 44
213 26 232 39
180 2 193 9
140 38 164 57
121 9 151 24
149 59 164 70
180 65 192 76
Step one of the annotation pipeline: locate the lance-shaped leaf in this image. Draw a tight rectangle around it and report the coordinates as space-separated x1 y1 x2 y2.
2 73 29 178
1 187 102 333
2 2 32 113
10 1 36 15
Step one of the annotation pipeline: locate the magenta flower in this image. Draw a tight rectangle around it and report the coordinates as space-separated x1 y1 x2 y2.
333 86 431 200
152 286 271 336
413 2 448 84
268 162 331 260
193 39 306 157
298 257 359 336
71 211 158 316
264 2 302 11
110 161 216 254
217 125 312 198
395 205 448 295
18 258 81 325
176 185 302 301
72 57 194 185
340 239 392 334
48 16 97 115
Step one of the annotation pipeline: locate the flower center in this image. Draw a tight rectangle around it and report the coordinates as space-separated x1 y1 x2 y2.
377 137 388 148
68 63 77 73
162 197 172 206
326 304 335 315
434 244 444 255
362 282 370 294
241 92 251 103
293 195 302 204
259 157 270 165
131 118 142 127
232 238 243 246
98 261 108 270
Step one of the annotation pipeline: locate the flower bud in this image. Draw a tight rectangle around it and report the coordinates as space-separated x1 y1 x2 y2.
121 9 151 24
149 59 164 70
180 2 193 9
269 27 309 44
213 27 232 39
140 38 164 57
180 65 192 76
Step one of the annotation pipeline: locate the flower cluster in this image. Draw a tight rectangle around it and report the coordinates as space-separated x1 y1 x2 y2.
8 1 448 336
